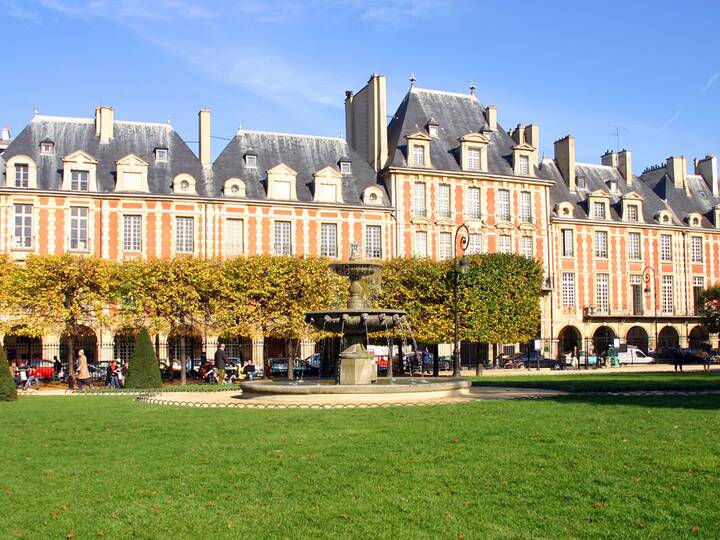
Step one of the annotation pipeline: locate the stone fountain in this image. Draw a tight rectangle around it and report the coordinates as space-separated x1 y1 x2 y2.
305 260 406 384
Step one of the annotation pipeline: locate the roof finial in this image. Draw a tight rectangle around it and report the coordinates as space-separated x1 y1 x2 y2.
33 105 39 117
409 73 416 88
167 115 172 125
470 82 476 96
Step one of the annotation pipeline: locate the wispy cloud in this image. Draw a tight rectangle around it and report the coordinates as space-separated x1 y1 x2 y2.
701 71 720 94
662 107 683 129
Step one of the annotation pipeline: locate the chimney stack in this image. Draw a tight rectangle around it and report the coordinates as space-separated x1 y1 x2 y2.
510 124 525 146
554 135 576 191
345 73 388 172
484 105 497 130
696 155 719 197
1 124 10 141
523 124 540 165
618 150 633 185
199 107 211 167
601 150 618 168
667 156 687 193
95 106 114 144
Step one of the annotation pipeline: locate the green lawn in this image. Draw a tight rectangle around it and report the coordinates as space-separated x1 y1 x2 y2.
471 371 720 393
1 395 719 539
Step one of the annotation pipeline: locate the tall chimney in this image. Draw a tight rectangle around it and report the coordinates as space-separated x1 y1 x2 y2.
511 124 525 146
199 107 211 167
95 106 114 144
618 150 633 185
667 156 687 192
524 124 540 165
485 105 497 130
1 124 10 141
345 74 388 171
601 150 618 168
554 135 576 191
696 155 719 197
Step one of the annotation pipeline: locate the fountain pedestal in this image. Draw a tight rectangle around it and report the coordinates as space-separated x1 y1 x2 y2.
339 344 376 385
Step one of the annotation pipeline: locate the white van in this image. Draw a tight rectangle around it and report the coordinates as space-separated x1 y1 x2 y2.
616 346 653 364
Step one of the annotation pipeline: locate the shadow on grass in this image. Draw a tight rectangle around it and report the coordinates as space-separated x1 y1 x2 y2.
543 392 720 411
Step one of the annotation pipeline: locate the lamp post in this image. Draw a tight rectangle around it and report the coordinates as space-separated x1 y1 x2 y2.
453 223 471 378
642 266 658 354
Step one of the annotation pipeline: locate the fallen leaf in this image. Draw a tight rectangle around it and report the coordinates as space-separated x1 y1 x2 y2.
634 523 645 529
339 514 351 520
594 502 606 508
151 505 158 513
67 532 75 539
444 511 454 518
97 531 105 537
227 521 233 529
691 526 699 534
458 533 465 539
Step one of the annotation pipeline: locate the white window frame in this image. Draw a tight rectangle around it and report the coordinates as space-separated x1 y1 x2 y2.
273 221 292 256
661 275 674 314
660 234 672 262
413 182 427 217
437 184 451 218
496 189 511 222
245 154 257 168
412 144 426 166
562 272 575 307
691 236 703 263
413 230 428 258
13 204 33 249
438 232 452 260
71 169 89 191
594 230 608 258
175 217 194 253
561 229 574 257
155 148 168 162
69 207 89 251
498 234 512 254
519 191 532 223
15 164 29 188
593 201 606 220
628 232 641 261
521 236 533 259
340 161 352 175
467 187 481 219
122 215 142 252
365 225 382 259
596 273 609 313
225 218 244 257
467 233 482 255
518 154 530 175
320 223 338 258
467 148 481 170
626 204 639 222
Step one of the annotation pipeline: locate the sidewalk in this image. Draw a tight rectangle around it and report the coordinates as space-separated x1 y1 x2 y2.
464 363 709 377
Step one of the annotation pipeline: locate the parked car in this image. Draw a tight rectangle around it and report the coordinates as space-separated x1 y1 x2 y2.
615 346 653 365
501 351 555 369
27 359 54 380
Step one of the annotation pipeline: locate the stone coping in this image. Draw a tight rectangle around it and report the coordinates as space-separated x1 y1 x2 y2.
239 378 471 397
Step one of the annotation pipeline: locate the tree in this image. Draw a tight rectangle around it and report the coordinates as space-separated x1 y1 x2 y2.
7 254 110 388
699 285 720 333
0 344 18 401
124 328 162 389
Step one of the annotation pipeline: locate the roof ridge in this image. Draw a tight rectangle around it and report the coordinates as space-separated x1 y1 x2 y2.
33 115 172 129
576 161 619 170
411 87 478 100
237 129 345 142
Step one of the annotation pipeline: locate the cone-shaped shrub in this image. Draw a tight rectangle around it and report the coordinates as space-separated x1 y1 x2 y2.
0 344 18 401
125 328 162 389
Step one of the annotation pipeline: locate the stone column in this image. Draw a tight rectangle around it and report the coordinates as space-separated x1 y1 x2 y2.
157 333 169 363
300 339 315 359
251 338 264 366
42 335 61 362
99 331 114 363
204 335 219 359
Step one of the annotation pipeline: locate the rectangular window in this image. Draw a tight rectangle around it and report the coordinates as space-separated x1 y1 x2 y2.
594 230 608 258
660 234 672 262
412 144 425 166
273 221 292 256
593 201 606 219
155 148 168 162
13 204 32 248
225 218 244 257
496 189 510 222
467 187 481 219
366 225 382 259
661 275 674 314
521 236 533 259
518 155 529 175
630 275 643 316
413 183 426 217
320 223 338 258
71 170 89 191
175 217 194 253
519 191 532 223
596 273 609 313
467 233 482 255
340 161 352 175
69 207 89 251
437 184 451 218
245 154 257 168
15 164 29 188
498 234 512 254
562 272 575 307
626 204 639 222
468 148 481 170
413 230 428 258
123 215 142 252
628 232 641 260
438 232 452 260
561 229 574 257
693 276 704 316
691 236 703 263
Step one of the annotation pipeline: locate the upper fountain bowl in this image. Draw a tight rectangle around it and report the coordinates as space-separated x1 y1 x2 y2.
330 261 382 280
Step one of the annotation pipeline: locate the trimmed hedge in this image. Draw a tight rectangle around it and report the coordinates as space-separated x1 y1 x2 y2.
124 328 162 389
0 344 18 401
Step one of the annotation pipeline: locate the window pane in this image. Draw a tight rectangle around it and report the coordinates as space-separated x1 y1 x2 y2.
123 215 142 252
273 221 291 255
16 164 29 188
594 231 608 258
225 218 244 256
71 170 89 191
438 232 452 260
70 207 88 251
13 204 32 248
176 217 194 253
414 231 427 257
413 183 426 216
596 274 609 313
437 184 451 217
518 155 529 175
661 234 672 261
468 148 481 170
467 233 482 255
521 236 533 258
628 232 641 260
320 223 337 258
496 189 510 221
519 191 532 223
562 273 575 307
467 187 481 219
691 237 703 262
412 145 425 165
366 225 382 259
661 275 674 314
562 229 574 257
498 234 512 254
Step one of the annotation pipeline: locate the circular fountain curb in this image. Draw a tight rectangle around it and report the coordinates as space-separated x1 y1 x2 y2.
239 378 472 398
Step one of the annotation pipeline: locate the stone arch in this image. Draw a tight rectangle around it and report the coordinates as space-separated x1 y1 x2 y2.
60 325 98 365
113 328 139 363
626 326 649 353
592 325 616 357
689 325 709 350
658 326 680 357
557 326 582 357
3 332 42 363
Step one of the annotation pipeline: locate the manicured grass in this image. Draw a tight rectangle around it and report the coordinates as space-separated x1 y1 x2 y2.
1 395 719 538
471 371 720 393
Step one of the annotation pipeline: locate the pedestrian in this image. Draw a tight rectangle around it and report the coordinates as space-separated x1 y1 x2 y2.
23 366 41 391
421 348 431 375
53 356 62 380
214 343 227 384
673 346 684 373
106 360 121 388
75 349 93 391
702 350 712 373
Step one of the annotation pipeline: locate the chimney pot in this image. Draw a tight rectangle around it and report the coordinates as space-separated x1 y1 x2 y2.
554 135 576 190
95 105 114 143
484 105 497 131
199 107 211 167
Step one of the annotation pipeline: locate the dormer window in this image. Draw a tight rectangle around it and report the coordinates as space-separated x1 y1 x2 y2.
15 164 29 188
607 180 618 194
223 178 246 198
173 173 197 195
412 144 426 166
467 148 481 170
340 161 352 175
518 155 530 176
155 148 168 162
71 170 89 191
428 125 438 137
245 153 257 168
180 180 190 191
593 201 606 219
40 141 54 155
626 204 638 222
576 176 586 190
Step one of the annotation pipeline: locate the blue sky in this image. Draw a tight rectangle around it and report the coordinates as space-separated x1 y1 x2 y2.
3 0 719 171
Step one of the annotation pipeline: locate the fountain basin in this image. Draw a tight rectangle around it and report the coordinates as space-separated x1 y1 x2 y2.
239 378 471 398
305 308 407 334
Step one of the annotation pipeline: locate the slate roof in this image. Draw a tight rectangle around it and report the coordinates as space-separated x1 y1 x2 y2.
212 130 387 206
541 159 684 225
386 87 525 175
1 115 209 195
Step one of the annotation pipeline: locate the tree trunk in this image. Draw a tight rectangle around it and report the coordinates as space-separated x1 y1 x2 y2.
287 339 295 381
179 335 187 385
66 335 75 390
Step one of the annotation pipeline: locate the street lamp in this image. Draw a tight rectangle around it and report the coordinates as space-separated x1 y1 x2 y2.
453 223 471 378
642 266 658 354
